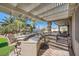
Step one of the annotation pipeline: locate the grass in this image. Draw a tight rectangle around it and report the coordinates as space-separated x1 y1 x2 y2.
0 37 8 43
0 37 15 56
0 46 15 56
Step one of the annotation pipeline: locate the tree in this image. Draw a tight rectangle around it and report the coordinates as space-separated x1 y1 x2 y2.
15 15 26 32
0 15 26 34
0 16 15 34
30 19 36 32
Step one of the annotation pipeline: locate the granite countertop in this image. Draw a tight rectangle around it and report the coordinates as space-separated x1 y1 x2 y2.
20 35 42 44
15 33 36 41
27 35 41 43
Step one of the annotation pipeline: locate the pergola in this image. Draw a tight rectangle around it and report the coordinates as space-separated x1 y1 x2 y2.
0 3 70 20
0 3 72 32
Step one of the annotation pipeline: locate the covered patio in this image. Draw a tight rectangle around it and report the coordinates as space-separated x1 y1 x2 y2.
0 3 79 56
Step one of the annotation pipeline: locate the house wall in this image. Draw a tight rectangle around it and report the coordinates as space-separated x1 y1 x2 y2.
72 7 79 55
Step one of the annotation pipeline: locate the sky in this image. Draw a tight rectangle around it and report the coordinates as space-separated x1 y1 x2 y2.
0 12 58 29
0 12 10 22
26 18 48 29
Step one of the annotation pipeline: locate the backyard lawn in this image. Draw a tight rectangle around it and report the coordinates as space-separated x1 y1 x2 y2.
0 46 15 56
0 37 15 56
0 37 8 43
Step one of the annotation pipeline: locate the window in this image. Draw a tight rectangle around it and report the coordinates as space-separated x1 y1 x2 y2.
60 26 68 33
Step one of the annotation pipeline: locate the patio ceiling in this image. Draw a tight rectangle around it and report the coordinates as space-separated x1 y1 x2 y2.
0 3 70 21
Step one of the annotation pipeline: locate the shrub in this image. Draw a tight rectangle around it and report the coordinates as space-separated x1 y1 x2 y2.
0 37 8 47
0 42 8 48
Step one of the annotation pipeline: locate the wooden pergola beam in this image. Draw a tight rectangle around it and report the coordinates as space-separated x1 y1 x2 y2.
0 3 46 21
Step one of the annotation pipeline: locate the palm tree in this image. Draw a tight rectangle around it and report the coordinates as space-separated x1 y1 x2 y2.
14 19 26 32
15 15 26 32
0 16 26 34
0 16 15 34
30 19 36 32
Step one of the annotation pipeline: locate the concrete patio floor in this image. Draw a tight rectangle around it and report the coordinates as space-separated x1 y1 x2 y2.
39 47 69 56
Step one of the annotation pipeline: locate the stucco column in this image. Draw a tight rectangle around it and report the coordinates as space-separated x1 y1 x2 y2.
68 19 72 36
58 25 60 34
48 21 52 32
71 6 79 55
